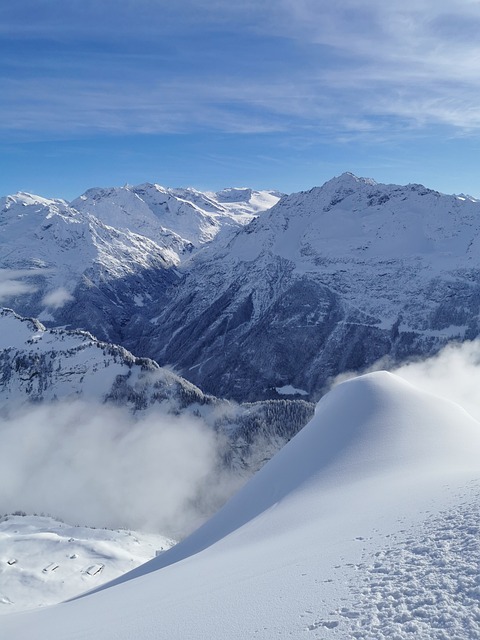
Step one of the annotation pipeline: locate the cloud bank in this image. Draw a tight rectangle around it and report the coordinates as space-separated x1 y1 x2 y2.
3 338 480 540
0 401 242 538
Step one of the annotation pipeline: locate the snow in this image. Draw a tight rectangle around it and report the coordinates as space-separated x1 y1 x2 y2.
275 384 309 396
0 308 211 416
0 191 173 316
3 371 480 639
0 184 280 335
6 174 480 403
0 309 128 405
177 171 480 388
229 174 480 274
0 514 174 614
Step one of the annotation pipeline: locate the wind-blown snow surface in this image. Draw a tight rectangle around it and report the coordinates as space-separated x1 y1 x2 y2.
3 372 480 639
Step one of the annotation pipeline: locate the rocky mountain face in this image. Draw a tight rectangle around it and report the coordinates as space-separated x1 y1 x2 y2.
3 173 480 404
143 173 480 401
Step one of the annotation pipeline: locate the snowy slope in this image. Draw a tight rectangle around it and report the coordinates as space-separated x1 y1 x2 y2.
0 515 174 614
149 173 480 400
3 372 480 639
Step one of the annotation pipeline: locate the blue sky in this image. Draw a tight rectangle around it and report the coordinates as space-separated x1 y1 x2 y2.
3 1 480 199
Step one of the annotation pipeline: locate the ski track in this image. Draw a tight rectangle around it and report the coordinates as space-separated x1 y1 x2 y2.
304 480 480 639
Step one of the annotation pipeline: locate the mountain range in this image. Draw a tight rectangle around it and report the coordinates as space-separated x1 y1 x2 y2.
2 173 479 403
0 184 280 344
146 173 480 400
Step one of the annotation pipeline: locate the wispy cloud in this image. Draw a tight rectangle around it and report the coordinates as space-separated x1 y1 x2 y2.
42 288 74 309
267 1 480 132
0 280 37 301
2 1 480 142
0 269 46 301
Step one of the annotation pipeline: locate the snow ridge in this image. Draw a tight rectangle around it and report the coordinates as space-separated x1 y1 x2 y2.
0 307 208 412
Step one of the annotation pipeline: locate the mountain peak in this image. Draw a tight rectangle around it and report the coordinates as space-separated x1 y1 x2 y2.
215 187 253 203
321 172 378 190
1 192 67 211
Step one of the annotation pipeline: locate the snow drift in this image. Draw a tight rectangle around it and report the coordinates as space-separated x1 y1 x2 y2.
3 371 480 639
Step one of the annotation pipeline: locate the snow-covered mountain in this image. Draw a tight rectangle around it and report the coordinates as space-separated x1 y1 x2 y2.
0 185 280 344
0 191 178 343
4 173 480 403
146 173 480 400
5 174 480 635
0 308 208 413
71 183 281 254
3 371 480 638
